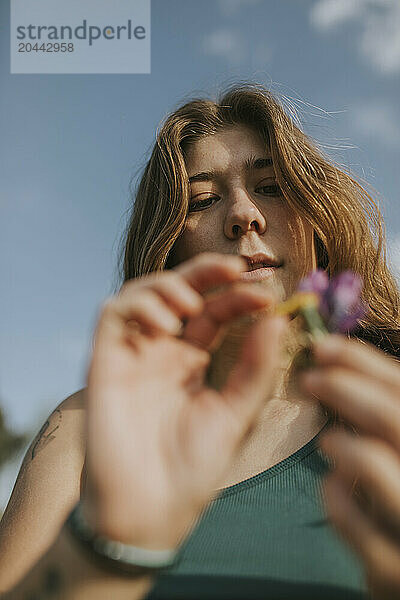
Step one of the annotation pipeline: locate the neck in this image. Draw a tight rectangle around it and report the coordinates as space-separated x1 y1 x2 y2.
207 312 308 395
206 313 328 486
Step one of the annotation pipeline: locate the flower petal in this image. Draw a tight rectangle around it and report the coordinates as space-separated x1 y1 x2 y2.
298 269 329 295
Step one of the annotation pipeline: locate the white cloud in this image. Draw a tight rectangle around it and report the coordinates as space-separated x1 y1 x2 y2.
201 1 273 68
360 5 400 74
310 0 366 29
201 28 273 69
310 0 400 74
201 29 246 66
351 101 400 148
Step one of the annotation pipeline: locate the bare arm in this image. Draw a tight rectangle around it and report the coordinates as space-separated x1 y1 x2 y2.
0 390 86 591
4 524 153 600
0 391 154 600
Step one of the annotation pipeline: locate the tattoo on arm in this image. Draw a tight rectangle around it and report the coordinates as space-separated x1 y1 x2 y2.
31 409 62 460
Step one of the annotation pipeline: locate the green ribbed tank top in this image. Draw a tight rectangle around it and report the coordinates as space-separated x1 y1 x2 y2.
146 421 370 599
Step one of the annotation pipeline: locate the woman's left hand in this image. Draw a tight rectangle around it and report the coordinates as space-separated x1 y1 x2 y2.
298 335 400 600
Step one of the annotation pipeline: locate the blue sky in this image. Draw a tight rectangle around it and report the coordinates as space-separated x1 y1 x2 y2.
1 0 400 506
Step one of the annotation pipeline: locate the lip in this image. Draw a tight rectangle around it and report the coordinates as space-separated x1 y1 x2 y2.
239 265 281 282
241 252 281 269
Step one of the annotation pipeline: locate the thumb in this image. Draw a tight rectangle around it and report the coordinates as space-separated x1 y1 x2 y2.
221 314 288 436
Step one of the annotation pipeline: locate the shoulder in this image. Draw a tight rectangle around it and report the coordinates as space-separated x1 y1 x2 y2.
3 387 88 507
0 389 88 590
25 387 87 465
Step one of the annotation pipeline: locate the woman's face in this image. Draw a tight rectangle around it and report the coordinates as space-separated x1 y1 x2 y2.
170 124 317 302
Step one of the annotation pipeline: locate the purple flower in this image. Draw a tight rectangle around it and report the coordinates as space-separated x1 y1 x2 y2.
298 269 329 296
297 269 330 319
297 269 368 333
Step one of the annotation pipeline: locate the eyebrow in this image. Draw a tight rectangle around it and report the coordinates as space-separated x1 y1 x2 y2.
188 156 273 184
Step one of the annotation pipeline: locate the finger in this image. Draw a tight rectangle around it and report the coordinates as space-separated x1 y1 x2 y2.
108 289 184 337
174 252 248 294
182 283 276 351
99 262 212 343
113 252 247 334
323 473 400 595
299 367 400 451
122 270 204 320
311 334 400 393
320 430 400 537
221 314 288 436
93 294 182 351
93 253 249 347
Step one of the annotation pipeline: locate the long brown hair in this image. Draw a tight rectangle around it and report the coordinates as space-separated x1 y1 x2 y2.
120 83 400 359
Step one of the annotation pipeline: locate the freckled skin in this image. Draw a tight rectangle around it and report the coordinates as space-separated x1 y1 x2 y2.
170 124 317 303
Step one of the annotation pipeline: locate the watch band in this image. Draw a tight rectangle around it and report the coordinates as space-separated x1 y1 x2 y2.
66 502 180 575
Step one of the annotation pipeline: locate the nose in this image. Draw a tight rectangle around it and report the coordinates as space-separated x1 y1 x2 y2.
224 189 267 239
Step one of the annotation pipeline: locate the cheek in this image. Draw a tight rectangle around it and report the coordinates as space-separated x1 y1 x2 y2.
169 219 209 265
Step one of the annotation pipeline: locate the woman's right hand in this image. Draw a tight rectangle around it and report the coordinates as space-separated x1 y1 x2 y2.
82 252 288 552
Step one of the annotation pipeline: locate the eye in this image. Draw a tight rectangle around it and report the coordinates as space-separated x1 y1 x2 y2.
255 184 283 197
188 196 219 213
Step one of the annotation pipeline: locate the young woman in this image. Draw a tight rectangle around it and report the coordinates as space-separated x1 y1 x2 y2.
1 84 400 600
